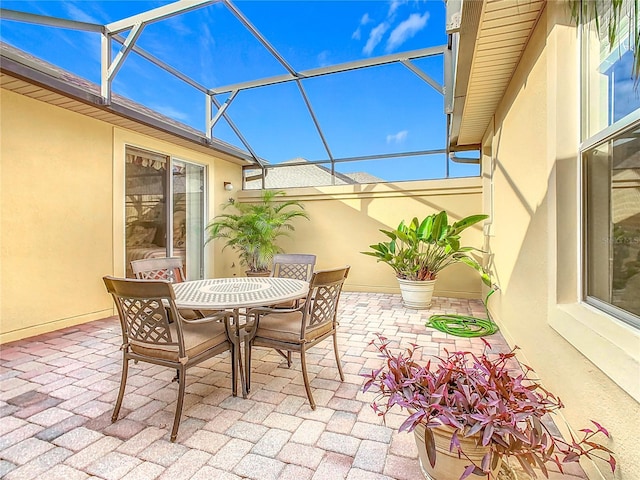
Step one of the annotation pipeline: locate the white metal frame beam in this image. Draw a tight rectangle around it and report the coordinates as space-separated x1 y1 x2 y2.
0 9 103 32
107 23 143 84
104 0 219 35
210 45 445 95
1 1 451 177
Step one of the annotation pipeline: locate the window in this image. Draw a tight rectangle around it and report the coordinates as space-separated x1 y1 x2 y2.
584 125 640 325
581 0 640 326
581 1 640 139
125 147 205 279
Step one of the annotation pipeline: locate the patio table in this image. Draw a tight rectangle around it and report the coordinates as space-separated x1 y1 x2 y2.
173 277 309 397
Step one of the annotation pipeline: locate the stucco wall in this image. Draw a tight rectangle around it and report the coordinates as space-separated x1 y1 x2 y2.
0 90 243 343
1 90 114 342
0 87 485 344
219 178 486 298
483 4 639 478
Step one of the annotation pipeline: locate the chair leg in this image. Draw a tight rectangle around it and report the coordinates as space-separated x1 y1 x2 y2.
332 331 344 381
231 345 238 397
244 340 251 395
300 347 315 410
274 349 292 367
170 365 186 442
112 354 129 423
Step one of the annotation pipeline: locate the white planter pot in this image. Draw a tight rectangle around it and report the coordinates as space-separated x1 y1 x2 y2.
397 278 436 309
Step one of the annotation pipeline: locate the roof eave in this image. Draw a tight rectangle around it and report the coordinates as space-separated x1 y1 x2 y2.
0 43 256 166
449 0 545 151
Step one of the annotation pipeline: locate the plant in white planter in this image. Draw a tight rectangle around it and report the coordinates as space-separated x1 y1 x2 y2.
362 211 490 308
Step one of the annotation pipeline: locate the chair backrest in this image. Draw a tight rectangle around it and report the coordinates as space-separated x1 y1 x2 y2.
303 266 350 333
131 257 186 283
103 276 185 355
271 254 316 282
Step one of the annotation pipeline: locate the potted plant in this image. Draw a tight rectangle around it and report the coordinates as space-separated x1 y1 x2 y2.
362 211 490 308
206 190 309 276
363 334 617 480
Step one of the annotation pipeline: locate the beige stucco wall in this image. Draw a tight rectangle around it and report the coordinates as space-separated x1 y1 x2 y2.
1 90 114 342
483 3 639 478
216 178 486 298
0 87 485 344
0 89 243 344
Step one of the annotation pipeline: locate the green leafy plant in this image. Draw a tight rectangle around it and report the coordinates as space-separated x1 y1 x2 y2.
362 211 490 285
363 334 617 479
206 190 309 273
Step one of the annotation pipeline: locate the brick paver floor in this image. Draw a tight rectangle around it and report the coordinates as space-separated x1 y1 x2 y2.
0 292 586 480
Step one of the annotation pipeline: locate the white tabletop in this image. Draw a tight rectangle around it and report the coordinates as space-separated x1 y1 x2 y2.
173 277 309 310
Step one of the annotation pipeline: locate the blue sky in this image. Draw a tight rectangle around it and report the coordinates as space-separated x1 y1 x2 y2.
0 0 479 181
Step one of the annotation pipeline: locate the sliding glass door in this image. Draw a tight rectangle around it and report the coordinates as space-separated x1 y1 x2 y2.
125 146 205 279
172 159 205 280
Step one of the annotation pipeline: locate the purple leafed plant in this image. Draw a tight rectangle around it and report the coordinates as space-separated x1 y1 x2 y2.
362 334 616 479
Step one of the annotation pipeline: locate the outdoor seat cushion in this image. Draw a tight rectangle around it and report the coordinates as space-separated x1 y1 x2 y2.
254 311 333 343
177 308 201 320
130 320 229 361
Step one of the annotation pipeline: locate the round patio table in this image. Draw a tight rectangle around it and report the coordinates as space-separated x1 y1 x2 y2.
173 277 308 310
173 277 309 397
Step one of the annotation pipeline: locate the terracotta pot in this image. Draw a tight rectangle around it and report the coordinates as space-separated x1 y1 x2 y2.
413 423 500 480
397 278 436 309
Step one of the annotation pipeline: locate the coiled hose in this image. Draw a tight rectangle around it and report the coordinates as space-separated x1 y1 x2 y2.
425 289 499 337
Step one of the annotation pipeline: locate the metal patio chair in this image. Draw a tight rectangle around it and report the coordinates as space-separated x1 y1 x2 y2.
103 276 236 442
131 256 186 283
131 257 217 320
271 253 316 282
269 253 317 364
245 265 350 409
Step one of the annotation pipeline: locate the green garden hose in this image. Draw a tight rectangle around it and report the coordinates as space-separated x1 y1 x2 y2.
425 289 499 337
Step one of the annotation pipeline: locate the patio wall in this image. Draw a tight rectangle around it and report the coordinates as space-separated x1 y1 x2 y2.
213 178 485 299
482 3 639 478
1 88 485 345
0 89 243 344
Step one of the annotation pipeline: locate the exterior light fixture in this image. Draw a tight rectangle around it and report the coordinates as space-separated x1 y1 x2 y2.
224 182 234 191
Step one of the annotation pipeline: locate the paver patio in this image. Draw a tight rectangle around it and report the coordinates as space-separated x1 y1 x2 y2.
0 292 586 480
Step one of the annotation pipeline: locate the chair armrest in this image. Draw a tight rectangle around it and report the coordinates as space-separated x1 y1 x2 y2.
180 310 233 325
246 305 303 317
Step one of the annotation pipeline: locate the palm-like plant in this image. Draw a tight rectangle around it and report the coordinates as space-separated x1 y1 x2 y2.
206 190 310 273
362 211 490 285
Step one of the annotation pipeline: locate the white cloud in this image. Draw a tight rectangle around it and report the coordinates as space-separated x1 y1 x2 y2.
386 130 408 144
199 23 217 85
149 104 192 122
362 22 389 56
317 50 331 67
62 3 102 24
352 13 372 40
385 12 429 52
388 0 407 18
165 14 193 36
